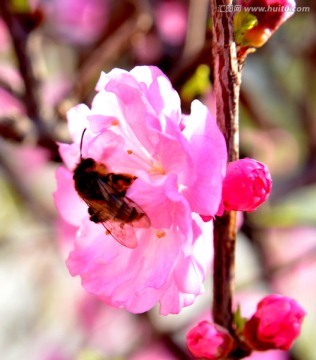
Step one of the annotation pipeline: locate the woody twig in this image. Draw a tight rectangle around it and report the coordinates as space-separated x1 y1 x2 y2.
210 0 241 336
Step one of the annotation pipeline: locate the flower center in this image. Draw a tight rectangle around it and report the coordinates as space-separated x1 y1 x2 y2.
149 160 166 176
156 230 166 239
126 149 165 177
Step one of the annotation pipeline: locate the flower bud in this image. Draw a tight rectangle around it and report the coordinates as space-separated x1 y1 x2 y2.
235 0 296 47
222 158 272 212
244 294 306 351
186 321 235 359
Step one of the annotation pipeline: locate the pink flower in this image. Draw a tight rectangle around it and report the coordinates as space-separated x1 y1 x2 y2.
222 158 272 212
0 88 25 117
186 321 236 359
155 0 188 46
38 0 108 45
54 66 227 314
236 0 296 47
0 19 10 51
130 344 178 360
246 349 287 360
244 294 306 351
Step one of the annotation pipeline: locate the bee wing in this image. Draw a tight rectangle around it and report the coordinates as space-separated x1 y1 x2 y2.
95 178 150 249
124 196 151 228
96 177 118 203
96 177 151 228
81 194 138 249
101 220 138 249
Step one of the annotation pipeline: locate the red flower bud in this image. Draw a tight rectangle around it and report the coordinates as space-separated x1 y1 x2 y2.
244 294 306 351
186 321 235 359
236 0 296 47
222 158 272 212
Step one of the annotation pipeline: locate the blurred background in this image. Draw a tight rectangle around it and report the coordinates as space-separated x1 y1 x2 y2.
0 0 315 359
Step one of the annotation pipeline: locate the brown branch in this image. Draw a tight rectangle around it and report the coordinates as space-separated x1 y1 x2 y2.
0 1 42 130
210 1 247 358
65 0 153 104
210 1 240 158
212 211 237 328
0 1 59 159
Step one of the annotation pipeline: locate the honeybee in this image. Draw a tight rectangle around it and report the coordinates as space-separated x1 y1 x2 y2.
73 129 151 248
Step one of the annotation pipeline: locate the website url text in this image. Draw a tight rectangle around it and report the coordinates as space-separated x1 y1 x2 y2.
217 5 310 13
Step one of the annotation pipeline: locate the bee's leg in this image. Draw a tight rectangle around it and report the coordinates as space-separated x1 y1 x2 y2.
88 207 100 223
88 207 110 223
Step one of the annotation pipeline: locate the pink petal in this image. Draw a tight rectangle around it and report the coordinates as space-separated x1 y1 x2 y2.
182 100 227 215
131 66 181 121
127 174 192 239
67 104 90 142
54 166 86 226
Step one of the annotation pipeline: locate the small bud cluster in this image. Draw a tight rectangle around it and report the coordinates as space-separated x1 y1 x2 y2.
243 294 306 351
234 0 296 48
186 321 235 360
186 295 306 359
221 158 272 213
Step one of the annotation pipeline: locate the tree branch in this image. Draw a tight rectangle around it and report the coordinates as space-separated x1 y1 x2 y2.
0 1 42 129
210 0 242 338
0 1 60 159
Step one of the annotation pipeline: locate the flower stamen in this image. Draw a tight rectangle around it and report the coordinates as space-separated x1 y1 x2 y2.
156 230 166 239
149 156 166 176
111 119 120 126
125 148 152 170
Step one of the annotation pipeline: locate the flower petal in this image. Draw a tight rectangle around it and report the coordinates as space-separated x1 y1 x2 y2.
182 100 227 215
54 166 86 226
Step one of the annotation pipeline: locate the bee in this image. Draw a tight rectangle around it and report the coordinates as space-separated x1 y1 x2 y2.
73 129 151 248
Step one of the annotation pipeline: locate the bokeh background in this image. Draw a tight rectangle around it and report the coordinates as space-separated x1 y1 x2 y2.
0 0 315 359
